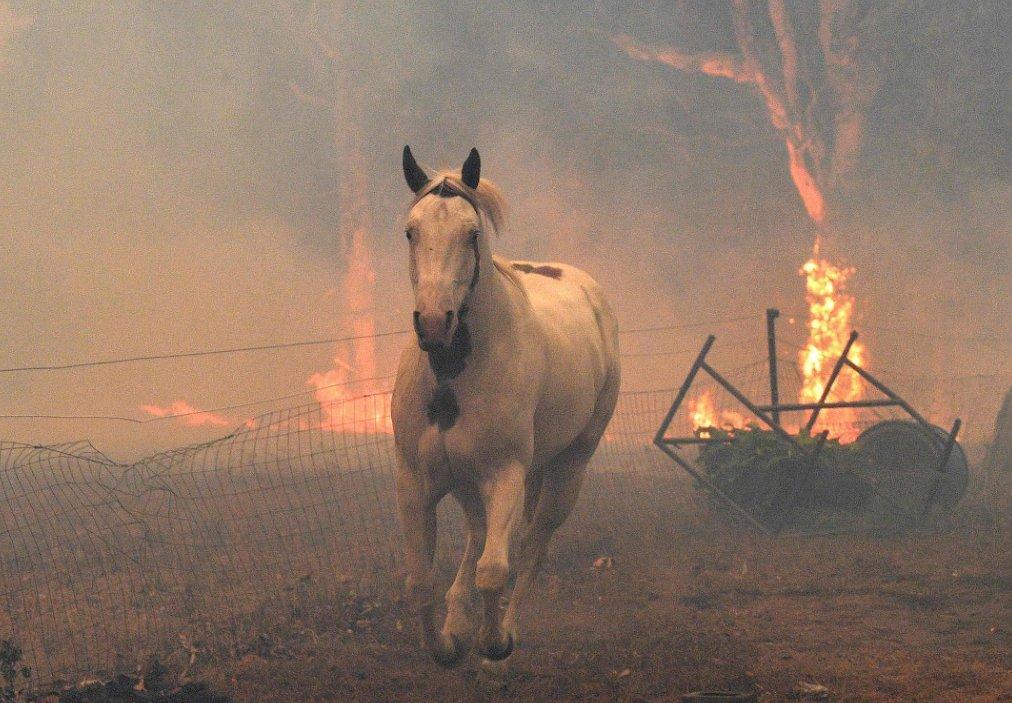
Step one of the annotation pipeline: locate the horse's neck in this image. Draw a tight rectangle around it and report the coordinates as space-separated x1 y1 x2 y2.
466 257 524 357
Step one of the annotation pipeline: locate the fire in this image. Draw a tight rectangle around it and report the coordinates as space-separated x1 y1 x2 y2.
786 142 826 226
306 231 392 434
140 400 234 428
689 390 747 438
307 357 392 434
798 240 866 436
306 247 390 433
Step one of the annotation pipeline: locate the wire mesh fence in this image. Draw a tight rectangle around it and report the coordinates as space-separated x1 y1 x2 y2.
0 361 1006 689
0 384 679 688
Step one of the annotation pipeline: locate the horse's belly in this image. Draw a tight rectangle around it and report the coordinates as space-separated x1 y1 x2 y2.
530 361 603 465
526 277 617 466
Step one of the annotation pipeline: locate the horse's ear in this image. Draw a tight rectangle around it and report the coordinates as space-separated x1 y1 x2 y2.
402 145 428 193
461 147 480 189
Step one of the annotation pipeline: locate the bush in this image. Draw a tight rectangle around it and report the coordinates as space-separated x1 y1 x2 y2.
696 426 872 519
0 639 31 703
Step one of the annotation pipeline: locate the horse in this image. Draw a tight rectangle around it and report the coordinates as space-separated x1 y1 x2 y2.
391 146 621 668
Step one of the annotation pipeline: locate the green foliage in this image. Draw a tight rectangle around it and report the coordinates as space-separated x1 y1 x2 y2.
696 426 871 518
696 424 835 481
0 639 30 703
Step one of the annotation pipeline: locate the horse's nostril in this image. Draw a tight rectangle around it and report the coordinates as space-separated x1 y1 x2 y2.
414 310 452 344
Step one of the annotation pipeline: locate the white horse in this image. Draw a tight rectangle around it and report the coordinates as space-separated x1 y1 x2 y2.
391 146 620 667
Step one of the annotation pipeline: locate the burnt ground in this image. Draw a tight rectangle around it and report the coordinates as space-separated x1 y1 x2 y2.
191 496 1009 702
16 456 1006 703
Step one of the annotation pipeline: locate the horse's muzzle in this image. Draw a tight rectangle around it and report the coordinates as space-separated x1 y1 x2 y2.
414 309 455 350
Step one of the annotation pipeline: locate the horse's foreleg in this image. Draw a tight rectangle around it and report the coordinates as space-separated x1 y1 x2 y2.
503 440 593 644
442 489 485 648
475 461 525 661
395 470 463 667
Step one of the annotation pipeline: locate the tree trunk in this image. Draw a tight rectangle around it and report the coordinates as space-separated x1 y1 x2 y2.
613 1 883 230
336 141 377 381
986 386 1012 474
283 0 379 384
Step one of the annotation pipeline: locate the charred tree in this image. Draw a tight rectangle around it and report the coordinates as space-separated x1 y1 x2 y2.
985 386 1011 474
613 1 891 229
280 1 377 380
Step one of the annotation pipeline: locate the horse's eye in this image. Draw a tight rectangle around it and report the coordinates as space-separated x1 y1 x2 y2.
405 230 413 241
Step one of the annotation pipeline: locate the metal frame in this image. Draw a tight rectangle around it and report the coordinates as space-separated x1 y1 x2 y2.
653 311 962 534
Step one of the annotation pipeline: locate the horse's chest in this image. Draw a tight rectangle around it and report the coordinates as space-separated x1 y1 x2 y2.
415 387 509 474
416 418 474 479
426 384 460 431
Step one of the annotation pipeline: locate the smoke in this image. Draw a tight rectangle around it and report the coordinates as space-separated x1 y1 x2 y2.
0 1 1007 458
0 2 30 59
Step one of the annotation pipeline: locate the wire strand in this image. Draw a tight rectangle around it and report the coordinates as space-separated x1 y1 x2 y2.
0 330 413 374
0 314 761 374
618 314 758 334
0 374 399 425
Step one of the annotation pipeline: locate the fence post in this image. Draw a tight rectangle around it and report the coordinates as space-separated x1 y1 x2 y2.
766 308 780 426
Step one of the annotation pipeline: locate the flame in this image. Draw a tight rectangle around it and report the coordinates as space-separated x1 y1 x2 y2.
306 240 391 434
305 184 394 433
689 390 747 438
786 141 826 226
140 400 234 428
798 240 866 437
307 358 392 435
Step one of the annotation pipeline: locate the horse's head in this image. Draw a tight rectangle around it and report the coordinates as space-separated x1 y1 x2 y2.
402 145 486 352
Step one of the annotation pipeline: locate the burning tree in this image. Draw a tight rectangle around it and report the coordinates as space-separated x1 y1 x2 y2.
611 1 895 228
797 245 865 430
612 1 899 429
278 1 381 426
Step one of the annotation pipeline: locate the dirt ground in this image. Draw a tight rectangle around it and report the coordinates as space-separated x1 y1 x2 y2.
194 493 1009 703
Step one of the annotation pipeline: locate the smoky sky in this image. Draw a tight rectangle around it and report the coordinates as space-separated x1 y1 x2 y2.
1 1 1008 457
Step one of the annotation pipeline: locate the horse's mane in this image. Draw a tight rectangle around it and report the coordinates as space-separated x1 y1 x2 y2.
411 171 526 296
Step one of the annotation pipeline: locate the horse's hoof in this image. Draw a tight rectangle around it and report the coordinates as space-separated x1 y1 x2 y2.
479 655 510 679
431 634 467 668
482 631 514 662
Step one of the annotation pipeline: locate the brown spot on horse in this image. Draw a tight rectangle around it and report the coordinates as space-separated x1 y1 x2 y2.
426 384 460 430
511 263 563 279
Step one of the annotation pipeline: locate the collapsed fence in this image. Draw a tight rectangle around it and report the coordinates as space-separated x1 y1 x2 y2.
0 385 681 689
0 346 1006 689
